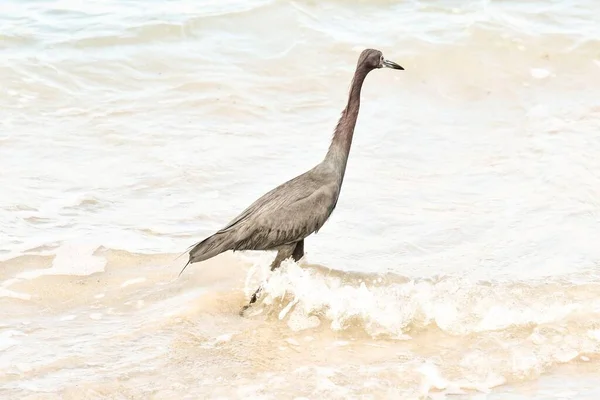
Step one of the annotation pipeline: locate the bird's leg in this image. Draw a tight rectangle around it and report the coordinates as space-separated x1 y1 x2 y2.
291 239 304 263
264 239 303 276
240 243 297 315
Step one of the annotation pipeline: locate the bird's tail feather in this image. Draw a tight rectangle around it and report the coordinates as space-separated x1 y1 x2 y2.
178 232 231 277
173 242 196 261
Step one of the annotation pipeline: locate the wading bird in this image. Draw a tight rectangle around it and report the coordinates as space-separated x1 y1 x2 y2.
180 48 404 314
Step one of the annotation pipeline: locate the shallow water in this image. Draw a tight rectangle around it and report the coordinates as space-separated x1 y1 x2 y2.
2 0 600 398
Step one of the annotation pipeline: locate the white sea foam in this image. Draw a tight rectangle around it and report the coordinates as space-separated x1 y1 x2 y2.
0 287 31 300
200 333 236 349
258 260 600 339
121 277 147 288
418 361 507 397
530 68 551 79
0 330 25 352
16 239 106 280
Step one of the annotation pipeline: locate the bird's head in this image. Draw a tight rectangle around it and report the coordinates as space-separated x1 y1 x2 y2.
358 48 404 72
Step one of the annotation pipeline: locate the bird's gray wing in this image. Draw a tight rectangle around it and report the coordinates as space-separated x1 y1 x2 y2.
217 171 339 250
218 169 320 233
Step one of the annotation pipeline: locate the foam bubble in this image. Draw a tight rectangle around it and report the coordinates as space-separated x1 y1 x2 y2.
200 333 235 349
89 313 103 320
121 277 147 288
530 68 551 79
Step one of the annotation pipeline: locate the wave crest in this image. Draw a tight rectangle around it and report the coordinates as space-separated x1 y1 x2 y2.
253 260 600 339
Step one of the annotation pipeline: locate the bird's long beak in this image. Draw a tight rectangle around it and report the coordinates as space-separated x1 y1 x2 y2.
383 59 404 70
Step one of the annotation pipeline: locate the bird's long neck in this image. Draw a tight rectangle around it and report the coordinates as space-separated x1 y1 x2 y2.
324 66 369 182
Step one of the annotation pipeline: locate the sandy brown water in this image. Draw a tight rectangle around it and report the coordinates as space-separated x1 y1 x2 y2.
2 0 600 398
